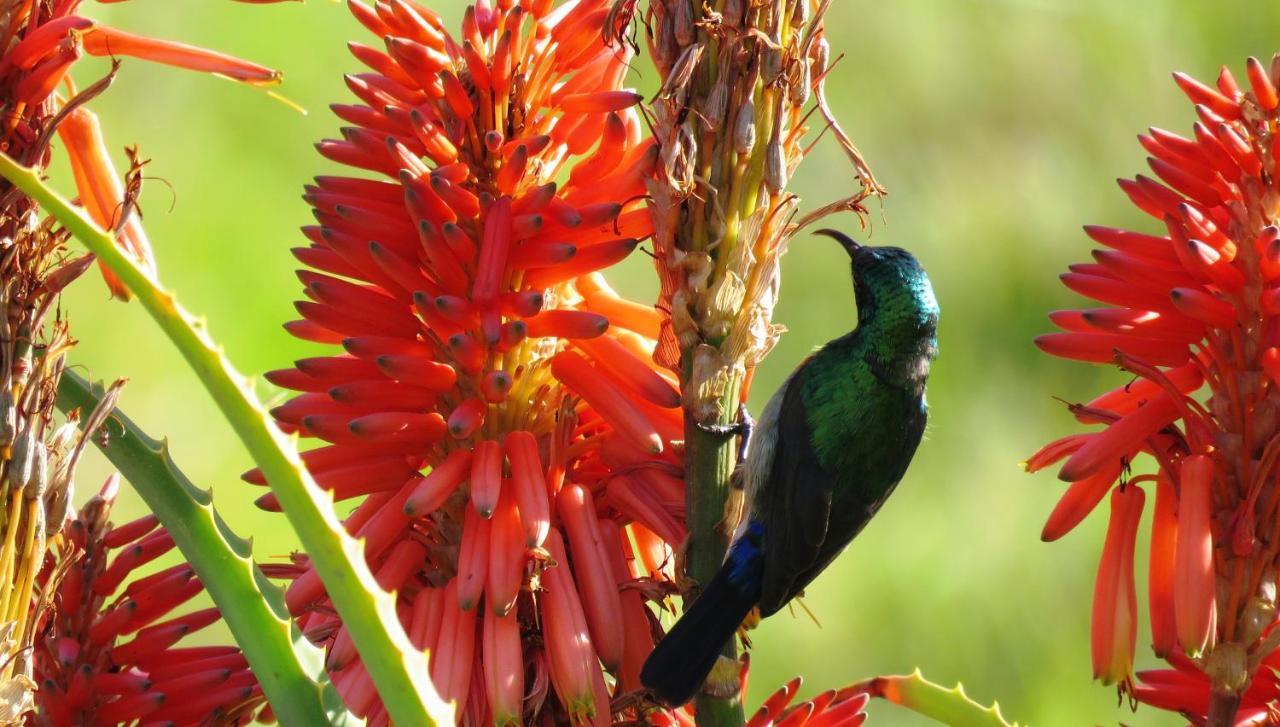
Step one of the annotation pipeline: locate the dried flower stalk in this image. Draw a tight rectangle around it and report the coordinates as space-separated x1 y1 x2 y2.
639 1 881 722
0 208 92 725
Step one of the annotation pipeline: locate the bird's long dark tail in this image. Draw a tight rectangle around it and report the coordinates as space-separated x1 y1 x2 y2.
641 543 760 706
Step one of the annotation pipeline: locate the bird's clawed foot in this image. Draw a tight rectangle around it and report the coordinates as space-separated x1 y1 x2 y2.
695 402 754 467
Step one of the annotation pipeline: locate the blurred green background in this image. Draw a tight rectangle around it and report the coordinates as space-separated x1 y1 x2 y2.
54 1 1280 725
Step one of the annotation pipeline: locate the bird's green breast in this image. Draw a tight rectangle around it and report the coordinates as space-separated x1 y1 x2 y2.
797 336 930 505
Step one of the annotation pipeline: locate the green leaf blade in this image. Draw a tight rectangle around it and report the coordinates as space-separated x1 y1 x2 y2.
858 669 1023 727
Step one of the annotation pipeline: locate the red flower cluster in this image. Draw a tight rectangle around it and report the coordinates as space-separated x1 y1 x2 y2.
259 1 694 723
0 0 283 298
33 476 265 726
635 658 868 727
743 676 869 727
1031 55 1280 723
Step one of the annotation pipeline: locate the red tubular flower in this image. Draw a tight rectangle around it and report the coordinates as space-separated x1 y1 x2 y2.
257 2 693 724
1029 55 1280 723
1091 484 1143 687
0 0 284 298
33 476 265 726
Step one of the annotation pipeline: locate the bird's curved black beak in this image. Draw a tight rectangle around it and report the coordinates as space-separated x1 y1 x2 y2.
814 228 862 257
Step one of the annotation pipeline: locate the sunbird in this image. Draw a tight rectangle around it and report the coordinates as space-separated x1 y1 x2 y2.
640 231 940 706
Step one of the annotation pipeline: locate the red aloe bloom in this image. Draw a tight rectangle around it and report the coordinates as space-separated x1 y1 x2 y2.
1029 55 1280 723
0 1 284 298
32 476 265 726
259 1 688 724
744 677 869 727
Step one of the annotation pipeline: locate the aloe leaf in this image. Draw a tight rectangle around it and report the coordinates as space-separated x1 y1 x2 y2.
0 154 450 725
56 371 345 726
857 669 1022 727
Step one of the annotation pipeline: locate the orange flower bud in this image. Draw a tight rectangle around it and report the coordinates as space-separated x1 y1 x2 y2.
552 351 663 454
599 520 654 693
431 579 478 710
487 487 526 617
1148 474 1179 658
470 440 503 518
374 540 426 592
1169 287 1237 327
483 607 524 726
409 586 445 655
456 506 491 611
1084 363 1202 415
1034 332 1191 368
607 475 685 547
527 310 610 339
559 90 643 113
448 398 488 439
506 431 551 547
1057 395 1180 482
1041 463 1124 542
80 26 281 84
472 197 513 305
402 449 470 516
629 522 676 582
581 289 663 340
574 334 681 408
557 484 625 672
1022 434 1089 474
542 531 597 722
57 107 155 299
522 238 639 289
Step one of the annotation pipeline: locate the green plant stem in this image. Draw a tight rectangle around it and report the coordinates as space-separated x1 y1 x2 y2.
683 372 746 727
56 371 342 727
0 153 451 726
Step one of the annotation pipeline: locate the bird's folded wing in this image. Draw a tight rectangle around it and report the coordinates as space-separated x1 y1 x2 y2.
758 374 836 616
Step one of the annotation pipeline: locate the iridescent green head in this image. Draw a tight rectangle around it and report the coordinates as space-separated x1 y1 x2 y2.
814 229 939 337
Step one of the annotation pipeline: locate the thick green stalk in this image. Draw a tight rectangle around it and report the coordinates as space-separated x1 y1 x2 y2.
683 372 746 727
855 669 1021 727
56 371 347 727
0 154 451 726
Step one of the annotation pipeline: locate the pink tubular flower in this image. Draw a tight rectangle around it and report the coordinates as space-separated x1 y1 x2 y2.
256 1 694 723
0 0 284 298
1029 55 1280 724
33 476 265 726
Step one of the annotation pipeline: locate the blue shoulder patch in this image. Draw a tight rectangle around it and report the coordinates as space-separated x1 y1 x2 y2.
726 521 766 591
